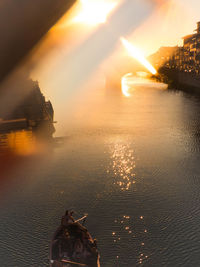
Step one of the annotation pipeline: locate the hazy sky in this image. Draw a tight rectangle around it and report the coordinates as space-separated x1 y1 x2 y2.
126 0 200 56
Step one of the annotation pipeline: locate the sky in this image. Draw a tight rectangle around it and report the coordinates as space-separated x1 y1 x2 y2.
128 0 200 56
51 0 200 56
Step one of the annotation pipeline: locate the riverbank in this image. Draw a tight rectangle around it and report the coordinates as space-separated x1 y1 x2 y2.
155 67 200 94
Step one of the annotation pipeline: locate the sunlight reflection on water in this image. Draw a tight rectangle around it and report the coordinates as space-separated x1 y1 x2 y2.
107 141 136 191
111 213 150 265
121 73 168 97
0 130 36 156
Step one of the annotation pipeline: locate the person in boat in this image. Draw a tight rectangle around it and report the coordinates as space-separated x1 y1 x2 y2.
50 210 100 267
61 210 74 226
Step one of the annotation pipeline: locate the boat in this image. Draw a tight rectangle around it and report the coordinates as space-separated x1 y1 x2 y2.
50 211 100 267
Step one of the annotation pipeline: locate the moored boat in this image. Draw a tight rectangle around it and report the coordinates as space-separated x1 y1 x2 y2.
50 211 100 267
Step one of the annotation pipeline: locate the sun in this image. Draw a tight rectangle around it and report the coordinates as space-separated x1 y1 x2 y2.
73 0 117 26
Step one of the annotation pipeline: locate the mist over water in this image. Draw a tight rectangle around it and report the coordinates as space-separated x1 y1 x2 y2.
1 79 200 266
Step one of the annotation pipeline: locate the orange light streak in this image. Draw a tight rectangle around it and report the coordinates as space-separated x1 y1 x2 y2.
121 37 157 75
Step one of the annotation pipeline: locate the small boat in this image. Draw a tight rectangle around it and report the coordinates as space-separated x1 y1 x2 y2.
50 211 100 267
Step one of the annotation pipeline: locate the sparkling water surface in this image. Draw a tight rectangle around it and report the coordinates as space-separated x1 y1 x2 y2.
1 80 200 266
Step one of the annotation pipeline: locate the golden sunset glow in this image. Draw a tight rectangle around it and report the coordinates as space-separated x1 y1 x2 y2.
121 73 168 97
121 38 157 75
2 131 36 156
121 73 132 97
73 0 117 25
108 142 136 191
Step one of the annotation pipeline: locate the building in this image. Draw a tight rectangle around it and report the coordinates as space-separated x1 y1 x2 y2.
149 46 178 68
150 22 200 76
0 79 55 137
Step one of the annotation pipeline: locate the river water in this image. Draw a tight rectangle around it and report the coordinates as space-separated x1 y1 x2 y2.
1 77 200 266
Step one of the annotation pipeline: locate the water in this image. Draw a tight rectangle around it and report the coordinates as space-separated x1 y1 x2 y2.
1 78 200 266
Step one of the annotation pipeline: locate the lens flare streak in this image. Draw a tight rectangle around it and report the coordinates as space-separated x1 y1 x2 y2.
121 37 157 75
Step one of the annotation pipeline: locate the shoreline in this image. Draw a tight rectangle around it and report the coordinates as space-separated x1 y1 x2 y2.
153 67 200 94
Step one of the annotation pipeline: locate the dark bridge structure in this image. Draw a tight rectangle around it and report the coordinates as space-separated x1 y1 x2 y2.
0 0 76 83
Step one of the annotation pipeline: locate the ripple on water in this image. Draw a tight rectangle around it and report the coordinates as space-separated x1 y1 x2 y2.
2 85 200 266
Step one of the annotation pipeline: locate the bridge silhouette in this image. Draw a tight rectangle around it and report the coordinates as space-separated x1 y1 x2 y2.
104 54 148 88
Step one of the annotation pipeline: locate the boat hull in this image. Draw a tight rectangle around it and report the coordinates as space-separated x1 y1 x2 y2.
50 212 100 267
